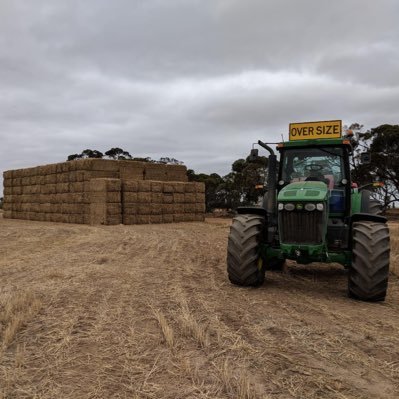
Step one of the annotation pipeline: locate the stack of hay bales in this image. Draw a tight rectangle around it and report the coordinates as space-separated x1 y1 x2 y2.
122 180 205 224
2 159 205 225
89 178 122 225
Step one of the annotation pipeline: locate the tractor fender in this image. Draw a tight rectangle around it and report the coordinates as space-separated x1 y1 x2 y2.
350 213 387 225
236 207 267 217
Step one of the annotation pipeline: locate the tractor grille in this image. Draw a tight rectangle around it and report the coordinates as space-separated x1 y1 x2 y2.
280 210 324 244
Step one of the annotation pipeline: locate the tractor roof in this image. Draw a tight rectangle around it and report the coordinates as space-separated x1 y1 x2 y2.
277 138 352 152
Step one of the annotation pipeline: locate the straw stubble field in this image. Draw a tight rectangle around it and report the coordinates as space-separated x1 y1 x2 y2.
0 213 398 399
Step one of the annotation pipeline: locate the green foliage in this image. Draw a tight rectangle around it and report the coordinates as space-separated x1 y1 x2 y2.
351 123 399 209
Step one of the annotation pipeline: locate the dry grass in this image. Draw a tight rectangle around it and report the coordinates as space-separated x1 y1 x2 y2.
0 215 398 398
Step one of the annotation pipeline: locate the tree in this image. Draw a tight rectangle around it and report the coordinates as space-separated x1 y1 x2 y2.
350 123 399 209
104 148 132 160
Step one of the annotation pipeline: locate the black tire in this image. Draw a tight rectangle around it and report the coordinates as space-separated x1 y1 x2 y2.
227 214 265 287
349 221 390 301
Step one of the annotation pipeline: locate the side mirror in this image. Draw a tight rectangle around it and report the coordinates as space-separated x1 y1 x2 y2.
248 148 259 162
360 152 371 164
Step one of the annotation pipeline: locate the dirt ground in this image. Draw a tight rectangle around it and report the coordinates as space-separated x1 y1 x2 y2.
0 213 398 399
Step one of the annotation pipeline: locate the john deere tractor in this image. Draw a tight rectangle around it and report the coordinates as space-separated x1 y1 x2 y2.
227 120 390 301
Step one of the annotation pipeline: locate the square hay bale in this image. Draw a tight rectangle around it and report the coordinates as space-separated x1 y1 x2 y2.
196 193 206 203
70 182 84 193
138 181 152 192
174 204 185 214
163 193 173 204
61 162 69 173
3 187 11 195
173 193 185 203
3 179 12 188
165 165 188 182
89 178 121 193
162 214 173 223
171 182 185 193
12 177 22 186
162 204 174 214
119 161 145 180
184 203 197 213
56 163 63 173
57 183 70 194
137 204 151 215
3 170 12 179
150 215 162 224
2 203 11 211
137 192 151 204
21 177 30 186
136 215 150 224
90 203 107 225
163 183 174 193
184 193 196 203
44 174 57 185
184 183 196 193
151 181 163 192
150 203 162 215
91 159 120 172
106 203 122 216
184 213 197 222
122 180 139 192
85 170 120 180
194 182 205 193
67 161 79 172
3 211 12 219
195 203 206 213
68 171 77 183
173 214 187 223
123 192 138 203
76 170 86 182
151 193 163 203
123 215 137 225
123 203 138 215
144 163 168 181
195 202 206 213
90 192 121 204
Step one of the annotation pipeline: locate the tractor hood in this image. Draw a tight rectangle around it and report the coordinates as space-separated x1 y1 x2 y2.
278 181 328 202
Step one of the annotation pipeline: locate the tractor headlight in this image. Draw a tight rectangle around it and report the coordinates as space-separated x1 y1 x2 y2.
316 203 324 211
278 203 284 211
284 203 295 211
305 203 316 211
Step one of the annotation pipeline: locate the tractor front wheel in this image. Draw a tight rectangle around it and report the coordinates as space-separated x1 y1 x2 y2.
348 221 390 301
227 214 265 287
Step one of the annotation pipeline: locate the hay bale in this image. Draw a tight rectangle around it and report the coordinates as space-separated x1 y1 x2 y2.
137 204 151 215
119 161 145 180
184 203 197 213
165 165 188 182
195 203 206 213
136 215 150 224
122 180 139 192
138 181 152 192
89 202 107 225
194 182 205 193
144 163 167 181
162 214 173 223
174 204 185 214
124 192 138 203
90 192 121 204
151 193 163 203
44 174 57 184
3 179 12 188
106 203 122 216
3 211 12 219
163 193 173 204
151 181 163 192
172 182 185 193
173 193 185 203
123 215 137 225
85 170 120 180
173 214 187 223
3 171 12 179
89 178 121 193
185 213 196 222
70 182 84 193
150 215 162 224
196 193 206 203
151 203 162 215
162 204 174 214
3 187 11 195
184 193 196 203
123 204 138 215
57 183 70 194
163 183 174 193
184 183 196 193
137 192 151 203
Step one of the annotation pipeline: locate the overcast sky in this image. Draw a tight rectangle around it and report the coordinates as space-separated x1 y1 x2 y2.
1 0 398 193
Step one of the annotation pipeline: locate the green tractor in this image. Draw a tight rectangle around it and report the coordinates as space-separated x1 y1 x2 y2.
227 121 390 301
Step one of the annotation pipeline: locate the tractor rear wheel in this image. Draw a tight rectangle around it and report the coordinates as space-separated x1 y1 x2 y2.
227 214 265 287
349 221 390 301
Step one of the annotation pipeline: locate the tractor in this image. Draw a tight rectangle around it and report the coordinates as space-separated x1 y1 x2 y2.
227 121 390 301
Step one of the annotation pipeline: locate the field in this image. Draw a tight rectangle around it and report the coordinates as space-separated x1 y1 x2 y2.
0 212 398 399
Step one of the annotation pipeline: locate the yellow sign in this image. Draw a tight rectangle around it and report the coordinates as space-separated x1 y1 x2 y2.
289 120 342 141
